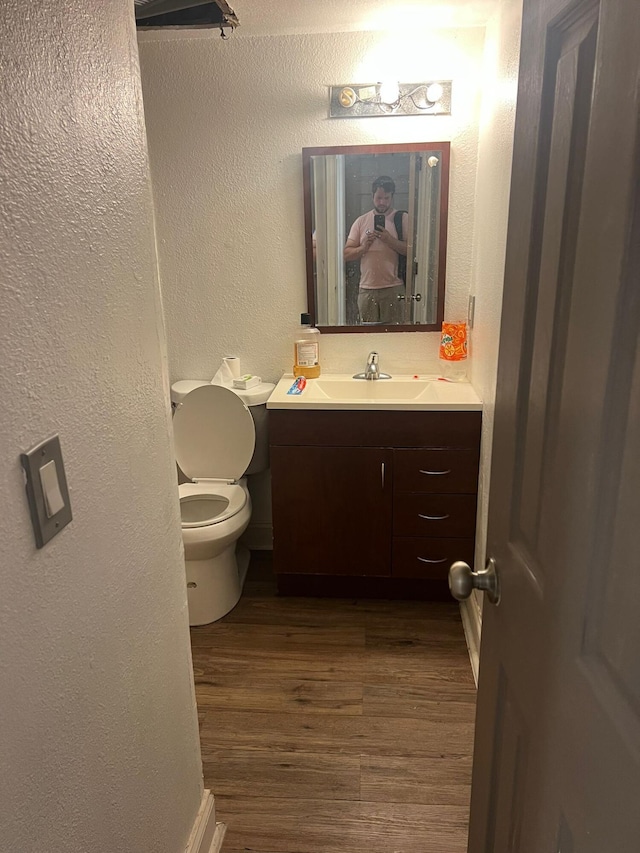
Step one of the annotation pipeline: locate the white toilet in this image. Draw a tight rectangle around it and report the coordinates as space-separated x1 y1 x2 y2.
170 379 274 625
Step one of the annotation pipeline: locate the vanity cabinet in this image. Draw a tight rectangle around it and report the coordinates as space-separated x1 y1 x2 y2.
269 409 481 597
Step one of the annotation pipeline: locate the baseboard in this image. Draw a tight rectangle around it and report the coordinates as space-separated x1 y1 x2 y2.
240 522 273 551
460 598 481 687
185 790 226 853
209 823 226 853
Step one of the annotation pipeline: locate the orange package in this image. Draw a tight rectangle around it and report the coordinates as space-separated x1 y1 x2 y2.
439 322 468 361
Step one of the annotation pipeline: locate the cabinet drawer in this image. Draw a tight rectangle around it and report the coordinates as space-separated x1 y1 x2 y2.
392 537 475 579
393 494 477 537
394 449 479 494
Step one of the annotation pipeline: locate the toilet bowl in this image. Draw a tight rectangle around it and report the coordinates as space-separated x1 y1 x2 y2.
171 381 272 625
179 479 252 625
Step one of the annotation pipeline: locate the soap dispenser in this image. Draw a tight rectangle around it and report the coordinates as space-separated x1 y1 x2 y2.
293 313 321 379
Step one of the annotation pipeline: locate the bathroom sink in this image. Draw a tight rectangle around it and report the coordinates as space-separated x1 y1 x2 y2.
267 374 483 411
315 377 436 401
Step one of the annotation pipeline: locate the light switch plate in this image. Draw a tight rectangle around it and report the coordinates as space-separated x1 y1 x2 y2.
21 435 72 548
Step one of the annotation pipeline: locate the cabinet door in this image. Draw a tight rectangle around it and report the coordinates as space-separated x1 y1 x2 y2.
271 445 393 576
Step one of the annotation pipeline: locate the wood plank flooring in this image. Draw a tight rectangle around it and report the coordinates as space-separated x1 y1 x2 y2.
191 554 476 853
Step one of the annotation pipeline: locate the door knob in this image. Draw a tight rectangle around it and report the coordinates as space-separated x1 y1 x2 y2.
448 557 500 605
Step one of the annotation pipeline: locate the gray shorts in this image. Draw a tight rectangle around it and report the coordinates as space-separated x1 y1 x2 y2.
357 285 405 324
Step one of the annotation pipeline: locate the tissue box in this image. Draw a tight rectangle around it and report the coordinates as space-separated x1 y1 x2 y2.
233 374 261 390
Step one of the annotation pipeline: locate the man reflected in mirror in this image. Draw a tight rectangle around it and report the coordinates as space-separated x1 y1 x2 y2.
343 176 408 324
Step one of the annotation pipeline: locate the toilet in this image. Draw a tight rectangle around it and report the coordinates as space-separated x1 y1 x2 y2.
170 379 274 625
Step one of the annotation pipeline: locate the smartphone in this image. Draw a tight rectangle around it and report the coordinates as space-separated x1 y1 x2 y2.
374 214 386 231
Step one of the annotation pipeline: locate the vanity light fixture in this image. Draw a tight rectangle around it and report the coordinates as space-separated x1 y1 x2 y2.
329 80 452 118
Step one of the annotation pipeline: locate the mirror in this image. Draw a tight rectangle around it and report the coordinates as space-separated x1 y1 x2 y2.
303 142 450 333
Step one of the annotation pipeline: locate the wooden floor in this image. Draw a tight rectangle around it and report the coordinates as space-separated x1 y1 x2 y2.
190 554 477 853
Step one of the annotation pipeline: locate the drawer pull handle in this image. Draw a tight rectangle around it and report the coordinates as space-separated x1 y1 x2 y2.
417 556 448 564
418 513 450 521
419 469 452 475
381 462 385 489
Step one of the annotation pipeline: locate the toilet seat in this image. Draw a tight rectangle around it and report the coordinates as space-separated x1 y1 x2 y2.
179 481 247 528
173 385 256 533
172 384 256 483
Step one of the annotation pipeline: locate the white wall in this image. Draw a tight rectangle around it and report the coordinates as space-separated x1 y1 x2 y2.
468 0 523 636
0 2 203 851
137 27 485 382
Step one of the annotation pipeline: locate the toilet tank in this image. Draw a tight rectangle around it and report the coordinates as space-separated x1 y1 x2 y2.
170 379 275 476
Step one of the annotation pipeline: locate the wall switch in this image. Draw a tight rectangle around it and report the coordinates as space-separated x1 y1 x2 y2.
21 435 72 548
39 459 65 517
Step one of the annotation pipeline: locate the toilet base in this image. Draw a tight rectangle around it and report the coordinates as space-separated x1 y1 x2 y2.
237 543 250 589
186 543 250 626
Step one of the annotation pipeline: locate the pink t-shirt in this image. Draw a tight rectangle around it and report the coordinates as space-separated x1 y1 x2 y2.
346 209 408 290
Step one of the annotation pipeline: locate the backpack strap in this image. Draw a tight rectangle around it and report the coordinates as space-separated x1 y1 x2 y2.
394 210 406 240
394 210 408 283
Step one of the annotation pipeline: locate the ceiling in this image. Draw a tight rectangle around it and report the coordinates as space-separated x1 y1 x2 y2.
229 0 499 37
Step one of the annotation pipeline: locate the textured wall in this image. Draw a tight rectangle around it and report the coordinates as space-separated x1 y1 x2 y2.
0 2 203 851
137 28 484 383
469 0 523 622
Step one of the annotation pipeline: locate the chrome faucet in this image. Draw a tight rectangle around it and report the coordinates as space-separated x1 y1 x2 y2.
353 351 392 380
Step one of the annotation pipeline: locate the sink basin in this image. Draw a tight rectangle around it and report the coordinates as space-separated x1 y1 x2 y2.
267 374 483 411
315 378 436 401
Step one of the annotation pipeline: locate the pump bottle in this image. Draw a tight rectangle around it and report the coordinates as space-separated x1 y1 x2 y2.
293 313 321 379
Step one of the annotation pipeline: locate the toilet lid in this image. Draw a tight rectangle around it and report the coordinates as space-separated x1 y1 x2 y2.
173 384 256 482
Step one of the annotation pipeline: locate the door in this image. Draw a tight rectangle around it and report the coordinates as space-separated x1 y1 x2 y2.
466 0 640 850
270 445 393 576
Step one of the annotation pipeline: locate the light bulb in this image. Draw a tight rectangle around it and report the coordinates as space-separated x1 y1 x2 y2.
379 80 400 105
426 82 443 104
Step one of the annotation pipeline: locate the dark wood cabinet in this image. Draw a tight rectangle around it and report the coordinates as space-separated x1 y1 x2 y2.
269 409 481 598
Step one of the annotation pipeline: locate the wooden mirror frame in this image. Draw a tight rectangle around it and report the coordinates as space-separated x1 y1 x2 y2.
302 141 450 334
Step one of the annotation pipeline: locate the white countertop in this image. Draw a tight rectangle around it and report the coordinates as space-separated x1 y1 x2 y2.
266 374 483 411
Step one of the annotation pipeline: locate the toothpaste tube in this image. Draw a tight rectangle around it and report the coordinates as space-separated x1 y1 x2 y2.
287 376 307 395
